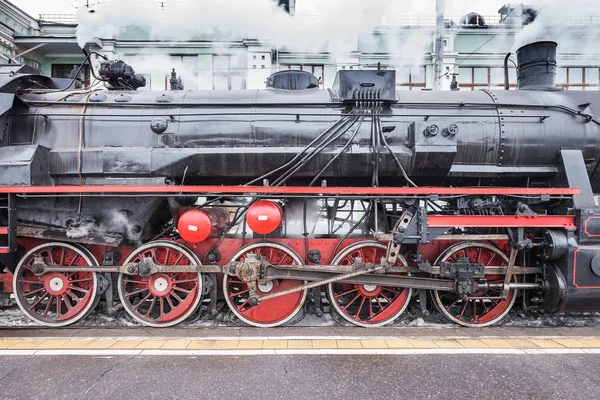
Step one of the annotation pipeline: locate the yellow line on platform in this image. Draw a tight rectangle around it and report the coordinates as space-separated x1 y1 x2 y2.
0 337 599 351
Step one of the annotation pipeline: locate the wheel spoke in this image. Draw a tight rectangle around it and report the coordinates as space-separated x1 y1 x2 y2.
230 288 249 298
171 292 184 303
68 254 80 267
125 288 149 298
42 295 53 317
342 293 361 311
19 279 44 285
22 287 45 296
172 285 192 294
166 295 175 310
69 277 94 283
375 296 385 311
334 287 358 298
70 285 90 294
353 296 366 321
171 278 198 284
66 290 82 303
280 253 289 265
61 295 73 311
55 295 61 318
29 292 49 310
458 301 469 319
164 247 171 265
144 296 157 317
132 293 152 310
174 252 184 265
59 248 66 266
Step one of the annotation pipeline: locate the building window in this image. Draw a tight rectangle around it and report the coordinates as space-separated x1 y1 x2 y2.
164 55 199 90
457 66 517 90
51 64 91 87
213 55 246 90
362 65 426 91
396 67 427 90
286 64 324 86
557 67 600 90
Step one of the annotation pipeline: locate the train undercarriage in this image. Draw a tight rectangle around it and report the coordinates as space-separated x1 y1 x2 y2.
0 184 587 329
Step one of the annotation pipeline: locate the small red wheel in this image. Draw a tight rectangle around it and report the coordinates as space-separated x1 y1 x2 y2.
431 242 517 327
13 242 99 327
224 243 306 327
118 241 203 327
327 241 412 327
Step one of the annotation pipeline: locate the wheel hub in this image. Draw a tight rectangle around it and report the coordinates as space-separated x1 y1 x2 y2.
257 281 274 293
358 283 382 296
148 274 173 297
44 273 69 296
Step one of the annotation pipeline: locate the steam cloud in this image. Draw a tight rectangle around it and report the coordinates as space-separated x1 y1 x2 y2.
66 210 140 240
513 0 600 51
76 0 494 78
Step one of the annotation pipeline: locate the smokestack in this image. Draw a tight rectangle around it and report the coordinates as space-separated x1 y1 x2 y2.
516 41 559 90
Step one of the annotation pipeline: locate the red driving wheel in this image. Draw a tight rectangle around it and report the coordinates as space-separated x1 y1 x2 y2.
431 242 517 327
118 241 203 327
13 242 99 327
327 241 412 327
224 243 306 327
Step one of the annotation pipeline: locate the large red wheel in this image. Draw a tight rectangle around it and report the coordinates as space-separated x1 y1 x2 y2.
431 242 517 327
13 242 99 327
118 241 203 327
327 241 412 327
224 243 306 328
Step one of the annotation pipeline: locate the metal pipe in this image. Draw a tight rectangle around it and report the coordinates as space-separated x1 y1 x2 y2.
504 52 512 90
487 282 542 289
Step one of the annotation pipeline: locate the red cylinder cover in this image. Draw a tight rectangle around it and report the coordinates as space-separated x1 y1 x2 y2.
247 200 283 235
177 208 229 243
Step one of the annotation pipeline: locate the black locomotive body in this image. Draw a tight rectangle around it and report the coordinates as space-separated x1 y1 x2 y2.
0 41 599 328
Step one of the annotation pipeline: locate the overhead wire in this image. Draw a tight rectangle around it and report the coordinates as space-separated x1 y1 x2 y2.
442 0 544 79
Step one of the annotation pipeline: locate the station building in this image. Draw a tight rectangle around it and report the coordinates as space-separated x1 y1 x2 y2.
3 0 600 92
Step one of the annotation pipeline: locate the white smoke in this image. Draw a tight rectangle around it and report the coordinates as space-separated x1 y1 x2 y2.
513 0 600 51
65 210 139 239
77 0 387 53
76 0 462 77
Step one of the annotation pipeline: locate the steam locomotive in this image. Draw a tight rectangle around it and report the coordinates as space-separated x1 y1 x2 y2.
0 40 598 328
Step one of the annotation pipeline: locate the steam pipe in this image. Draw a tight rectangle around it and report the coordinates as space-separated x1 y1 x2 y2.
504 52 511 90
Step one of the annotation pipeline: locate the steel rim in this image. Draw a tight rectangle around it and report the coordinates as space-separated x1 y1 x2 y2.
327 241 412 327
13 242 98 327
223 242 307 328
431 242 517 327
118 241 203 327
